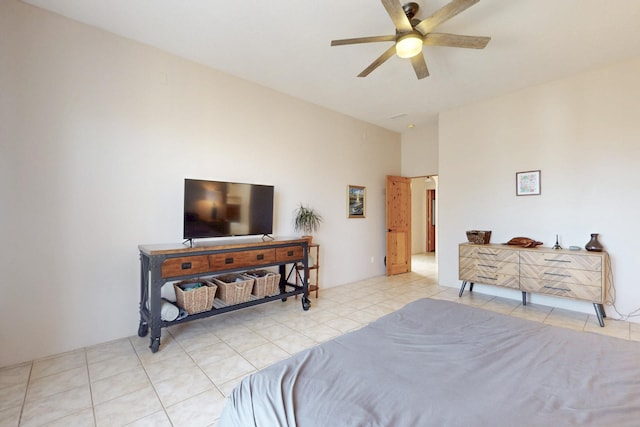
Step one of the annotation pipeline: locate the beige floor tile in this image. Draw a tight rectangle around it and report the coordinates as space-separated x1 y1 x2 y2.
509 303 553 322
45 408 95 426
272 332 317 355
302 323 341 343
171 330 222 353
20 385 92 427
165 389 227 427
584 316 630 339
0 405 21 427
241 342 290 369
25 365 88 402
91 367 151 405
544 308 588 331
0 383 26 412
136 335 188 366
30 350 86 380
201 354 255 385
125 410 173 427
220 330 269 354
94 386 162 427
151 366 214 407
251 323 295 341
324 316 363 333
482 297 520 315
0 363 31 389
88 352 141 382
188 343 237 368
86 338 136 365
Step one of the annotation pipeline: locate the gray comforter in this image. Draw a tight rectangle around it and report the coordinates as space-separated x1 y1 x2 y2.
219 298 640 426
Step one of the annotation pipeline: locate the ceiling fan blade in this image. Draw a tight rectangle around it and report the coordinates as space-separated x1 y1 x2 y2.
415 0 480 35
381 0 413 32
424 33 490 49
410 53 429 79
358 45 397 77
331 35 396 46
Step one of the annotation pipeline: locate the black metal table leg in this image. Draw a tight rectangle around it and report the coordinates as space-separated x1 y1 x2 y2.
594 303 605 327
458 281 467 297
522 291 527 306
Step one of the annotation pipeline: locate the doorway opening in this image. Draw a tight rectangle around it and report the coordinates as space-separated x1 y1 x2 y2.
410 175 437 274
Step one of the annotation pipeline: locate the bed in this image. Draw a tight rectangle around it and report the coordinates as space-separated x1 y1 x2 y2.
218 298 640 426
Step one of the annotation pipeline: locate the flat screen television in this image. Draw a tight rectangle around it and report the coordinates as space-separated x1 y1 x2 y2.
183 179 274 240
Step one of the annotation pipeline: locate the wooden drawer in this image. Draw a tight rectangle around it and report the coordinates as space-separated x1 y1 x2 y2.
459 269 519 289
161 256 210 278
519 251 602 271
276 245 304 262
209 249 275 270
520 277 602 303
459 245 519 263
519 264 602 287
459 257 519 276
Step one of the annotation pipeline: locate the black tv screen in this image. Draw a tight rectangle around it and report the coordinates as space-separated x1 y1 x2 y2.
183 179 274 239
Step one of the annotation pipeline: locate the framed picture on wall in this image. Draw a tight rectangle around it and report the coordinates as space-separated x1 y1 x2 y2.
516 170 541 196
348 185 366 218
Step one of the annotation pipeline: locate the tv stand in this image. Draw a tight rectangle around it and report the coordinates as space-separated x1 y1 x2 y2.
138 236 309 353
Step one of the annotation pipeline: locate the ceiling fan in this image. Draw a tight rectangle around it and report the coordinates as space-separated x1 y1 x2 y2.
331 0 490 79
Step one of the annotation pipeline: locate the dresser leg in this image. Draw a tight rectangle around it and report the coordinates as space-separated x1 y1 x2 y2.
522 292 527 306
469 282 474 292
593 303 605 327
458 281 467 297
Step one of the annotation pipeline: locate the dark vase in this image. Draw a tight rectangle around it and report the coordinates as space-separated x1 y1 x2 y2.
585 233 603 252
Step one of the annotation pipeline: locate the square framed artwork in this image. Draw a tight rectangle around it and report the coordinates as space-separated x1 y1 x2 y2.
347 185 366 218
516 170 541 196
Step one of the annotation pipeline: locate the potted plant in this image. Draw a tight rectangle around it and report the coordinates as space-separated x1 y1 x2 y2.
293 203 322 244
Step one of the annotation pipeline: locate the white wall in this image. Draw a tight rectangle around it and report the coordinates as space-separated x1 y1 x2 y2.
401 123 438 178
0 0 400 367
438 57 640 322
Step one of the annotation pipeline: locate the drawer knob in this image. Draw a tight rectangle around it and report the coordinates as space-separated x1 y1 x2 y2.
181 262 192 270
287 250 293 256
225 257 234 264
257 254 264 260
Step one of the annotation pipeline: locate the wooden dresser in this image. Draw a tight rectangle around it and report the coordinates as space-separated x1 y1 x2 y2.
458 243 608 326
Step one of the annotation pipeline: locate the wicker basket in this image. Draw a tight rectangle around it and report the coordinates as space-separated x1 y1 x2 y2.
173 278 217 315
244 270 281 298
212 273 254 305
466 230 492 245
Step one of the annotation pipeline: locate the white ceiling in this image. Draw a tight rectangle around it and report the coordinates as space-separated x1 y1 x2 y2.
22 0 640 133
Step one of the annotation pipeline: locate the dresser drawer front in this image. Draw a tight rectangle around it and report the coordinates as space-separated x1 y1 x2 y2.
459 269 519 289
459 245 519 263
161 256 210 278
209 249 275 270
519 251 602 271
519 264 602 287
520 277 602 302
459 257 519 276
276 246 304 262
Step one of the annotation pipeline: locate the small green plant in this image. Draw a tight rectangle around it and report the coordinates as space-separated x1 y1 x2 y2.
293 203 322 235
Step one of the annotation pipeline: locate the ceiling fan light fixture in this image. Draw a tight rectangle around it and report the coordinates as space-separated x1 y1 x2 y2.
396 32 423 58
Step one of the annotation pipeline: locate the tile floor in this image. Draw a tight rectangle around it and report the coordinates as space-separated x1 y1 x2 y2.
1 254 639 426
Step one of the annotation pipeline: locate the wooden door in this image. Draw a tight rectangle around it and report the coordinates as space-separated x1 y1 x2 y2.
426 189 436 252
386 175 411 276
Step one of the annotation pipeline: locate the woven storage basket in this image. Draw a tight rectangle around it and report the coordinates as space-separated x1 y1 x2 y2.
173 278 217 315
466 230 492 245
244 270 281 298
212 273 254 305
